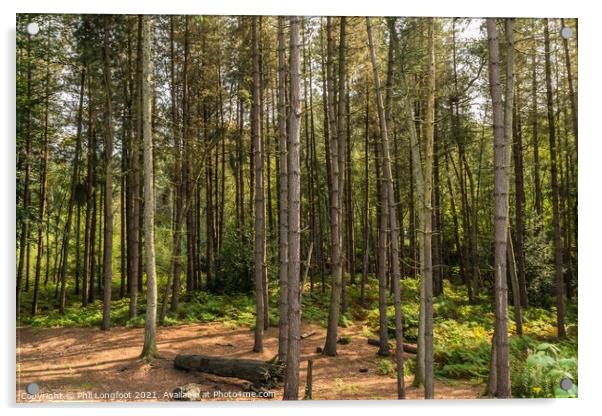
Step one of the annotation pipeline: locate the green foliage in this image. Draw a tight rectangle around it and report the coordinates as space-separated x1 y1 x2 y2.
512 341 578 398
212 226 254 294
524 221 556 307
339 314 352 328
434 320 491 380
301 292 331 327
377 358 395 377
333 378 360 395
21 297 140 328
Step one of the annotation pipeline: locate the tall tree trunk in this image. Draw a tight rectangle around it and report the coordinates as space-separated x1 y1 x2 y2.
323 17 343 357
252 16 266 353
127 17 142 319
432 114 442 297
531 26 543 221
82 76 95 307
167 15 183 313
560 18 577 148
17 32 33 319
421 17 436 399
345 88 355 288
504 19 523 336
388 18 426 388
486 17 510 398
368 17 405 399
277 16 289 363
360 86 370 306
337 18 348 315
59 67 86 314
101 17 114 331
544 19 566 339
284 16 302 400
375 138 390 357
140 15 158 359
32 41 52 316
513 92 528 308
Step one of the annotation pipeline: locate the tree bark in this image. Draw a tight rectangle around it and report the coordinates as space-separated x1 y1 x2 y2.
32 41 52 315
544 19 566 339
486 17 511 398
59 67 86 315
252 16 266 353
422 17 436 399
323 17 343 357
140 15 158 359
368 17 405 399
284 16 302 400
277 16 289 364
101 17 114 331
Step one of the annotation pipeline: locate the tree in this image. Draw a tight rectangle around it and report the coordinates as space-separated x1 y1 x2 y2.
367 17 405 399
277 16 289 363
101 16 114 331
323 16 343 357
59 66 86 315
252 16 266 353
140 15 158 359
486 17 511 398
31 26 52 316
127 16 142 320
284 15 302 400
544 18 566 339
422 17 436 399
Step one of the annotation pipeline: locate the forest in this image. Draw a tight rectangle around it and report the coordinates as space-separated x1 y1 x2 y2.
16 14 577 401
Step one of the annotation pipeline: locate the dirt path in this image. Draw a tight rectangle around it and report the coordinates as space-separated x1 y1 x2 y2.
17 322 483 402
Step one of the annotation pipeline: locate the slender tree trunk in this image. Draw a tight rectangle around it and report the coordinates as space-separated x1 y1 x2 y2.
88 174 97 304
531 28 543 221
375 139 390 357
388 18 425 388
337 18 348 315
360 86 370 306
421 18 436 399
59 67 86 314
487 18 511 398
140 15 158 359
368 17 405 399
32 43 51 316
101 17 114 331
284 16 302 400
277 17 289 363
432 115 442 297
513 93 528 308
560 18 578 148
503 19 523 337
508 229 523 336
544 19 566 339
252 16 266 353
323 17 343 357
17 33 33 319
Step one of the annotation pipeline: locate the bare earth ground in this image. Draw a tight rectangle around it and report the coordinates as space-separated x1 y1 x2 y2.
17 322 483 402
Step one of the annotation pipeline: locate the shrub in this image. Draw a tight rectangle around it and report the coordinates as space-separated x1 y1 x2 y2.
512 342 578 398
377 358 395 377
212 226 254 294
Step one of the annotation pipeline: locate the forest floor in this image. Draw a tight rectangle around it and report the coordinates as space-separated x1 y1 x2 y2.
17 321 483 402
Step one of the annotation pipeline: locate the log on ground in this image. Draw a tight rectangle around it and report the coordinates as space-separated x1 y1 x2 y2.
174 354 284 387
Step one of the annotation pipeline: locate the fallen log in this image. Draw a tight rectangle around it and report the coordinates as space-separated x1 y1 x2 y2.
367 338 417 354
174 354 284 387
301 331 317 340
